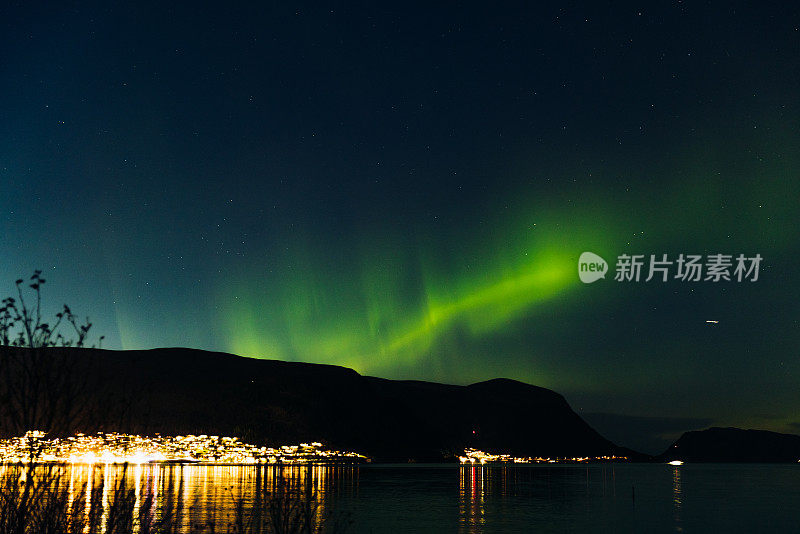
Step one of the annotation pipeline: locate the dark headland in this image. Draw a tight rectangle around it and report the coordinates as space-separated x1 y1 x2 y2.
659 427 800 463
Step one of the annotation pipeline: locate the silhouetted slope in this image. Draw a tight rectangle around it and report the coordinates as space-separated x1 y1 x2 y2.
660 427 800 462
362 377 619 459
2 347 626 461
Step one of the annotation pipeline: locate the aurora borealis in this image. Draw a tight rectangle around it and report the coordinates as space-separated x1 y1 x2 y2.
2 1 799 452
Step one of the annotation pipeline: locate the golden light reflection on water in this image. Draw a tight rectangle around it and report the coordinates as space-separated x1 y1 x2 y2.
0 463 357 533
457 463 625 532
458 465 487 533
672 466 682 532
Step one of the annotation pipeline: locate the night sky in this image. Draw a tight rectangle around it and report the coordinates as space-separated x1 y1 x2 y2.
2 2 798 453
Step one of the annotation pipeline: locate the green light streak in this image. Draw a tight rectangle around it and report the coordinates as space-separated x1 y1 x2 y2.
388 252 573 357
219 220 588 379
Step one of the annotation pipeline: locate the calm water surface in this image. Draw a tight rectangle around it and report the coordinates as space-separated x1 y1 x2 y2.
5 463 800 533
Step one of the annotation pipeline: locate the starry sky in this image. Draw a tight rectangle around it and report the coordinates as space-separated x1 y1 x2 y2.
2 1 798 452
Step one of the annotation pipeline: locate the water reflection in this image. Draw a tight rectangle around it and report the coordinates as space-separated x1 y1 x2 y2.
0 463 358 533
458 465 487 532
4 463 790 532
672 466 682 532
457 464 620 532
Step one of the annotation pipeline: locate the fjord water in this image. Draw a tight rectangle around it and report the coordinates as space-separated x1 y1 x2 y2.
7 463 800 532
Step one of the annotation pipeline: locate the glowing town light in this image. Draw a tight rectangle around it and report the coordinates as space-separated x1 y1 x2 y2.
0 431 368 465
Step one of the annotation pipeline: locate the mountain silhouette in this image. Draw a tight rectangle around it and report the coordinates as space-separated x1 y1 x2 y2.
660 427 800 463
0 347 635 461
